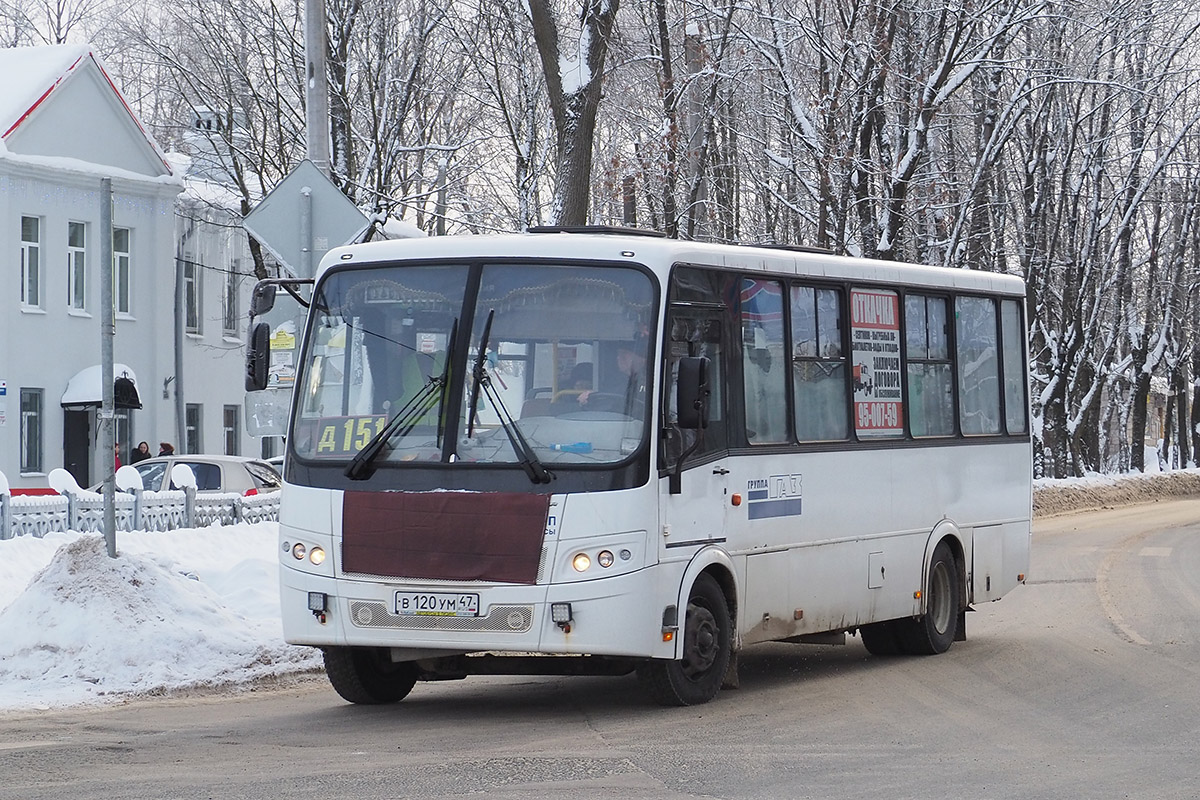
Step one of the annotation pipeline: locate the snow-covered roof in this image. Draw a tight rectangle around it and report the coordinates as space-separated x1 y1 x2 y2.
0 44 90 137
0 44 176 181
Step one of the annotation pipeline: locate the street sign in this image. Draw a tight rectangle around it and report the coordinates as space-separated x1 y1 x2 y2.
242 159 370 278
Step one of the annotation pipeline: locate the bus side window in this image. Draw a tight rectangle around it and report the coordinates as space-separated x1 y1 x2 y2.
741 279 788 443
1000 299 1028 434
664 314 727 464
956 296 1001 435
791 285 849 441
905 294 955 437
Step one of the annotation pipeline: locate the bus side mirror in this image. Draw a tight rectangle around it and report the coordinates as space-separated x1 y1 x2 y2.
246 321 270 391
250 282 277 317
677 356 710 429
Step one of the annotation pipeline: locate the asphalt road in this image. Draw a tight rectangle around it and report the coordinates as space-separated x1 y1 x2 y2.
2 499 1198 800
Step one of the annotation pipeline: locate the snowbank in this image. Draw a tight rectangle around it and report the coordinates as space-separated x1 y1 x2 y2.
0 523 320 711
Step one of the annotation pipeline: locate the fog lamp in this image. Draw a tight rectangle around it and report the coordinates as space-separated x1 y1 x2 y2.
550 602 573 630
291 542 307 560
572 553 591 572
309 547 326 566
307 592 327 612
597 550 614 568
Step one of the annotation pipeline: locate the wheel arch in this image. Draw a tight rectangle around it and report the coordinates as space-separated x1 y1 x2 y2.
675 546 739 653
922 519 967 616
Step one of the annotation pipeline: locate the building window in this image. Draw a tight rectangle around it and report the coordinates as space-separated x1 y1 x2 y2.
115 408 133 467
223 405 240 455
260 436 279 460
20 388 43 473
184 258 200 333
185 403 202 454
223 258 240 336
68 221 87 311
113 227 131 315
21 216 41 308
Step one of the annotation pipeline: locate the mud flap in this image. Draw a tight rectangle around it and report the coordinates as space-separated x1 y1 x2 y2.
954 607 969 642
721 650 740 690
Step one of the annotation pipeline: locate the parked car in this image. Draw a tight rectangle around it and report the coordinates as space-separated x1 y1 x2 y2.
94 455 282 495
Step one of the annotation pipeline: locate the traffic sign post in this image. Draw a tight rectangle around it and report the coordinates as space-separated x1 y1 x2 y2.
242 160 370 278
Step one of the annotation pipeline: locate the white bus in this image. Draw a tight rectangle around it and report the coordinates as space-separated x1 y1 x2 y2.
246 228 1031 706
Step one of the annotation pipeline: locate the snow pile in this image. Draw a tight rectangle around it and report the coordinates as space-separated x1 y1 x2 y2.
0 523 320 711
1033 468 1200 517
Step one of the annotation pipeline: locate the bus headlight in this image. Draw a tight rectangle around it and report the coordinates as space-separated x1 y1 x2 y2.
309 547 326 566
291 542 307 560
597 550 614 568
572 553 591 572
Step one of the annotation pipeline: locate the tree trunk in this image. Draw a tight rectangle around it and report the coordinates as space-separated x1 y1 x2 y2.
528 0 620 226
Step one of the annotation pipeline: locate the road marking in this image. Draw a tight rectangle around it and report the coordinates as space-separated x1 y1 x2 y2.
1139 547 1171 557
1095 530 1153 646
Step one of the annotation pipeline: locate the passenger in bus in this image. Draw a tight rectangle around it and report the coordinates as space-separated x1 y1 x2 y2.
365 314 445 423
569 362 594 392
574 340 647 416
547 363 596 415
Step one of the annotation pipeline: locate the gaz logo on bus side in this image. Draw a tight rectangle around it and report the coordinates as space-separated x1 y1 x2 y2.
746 474 803 520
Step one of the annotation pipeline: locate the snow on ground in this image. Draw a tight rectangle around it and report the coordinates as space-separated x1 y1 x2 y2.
2 465 1199 713
0 522 320 712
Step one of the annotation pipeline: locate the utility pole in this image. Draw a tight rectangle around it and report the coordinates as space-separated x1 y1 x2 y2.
305 0 331 177
100 177 117 558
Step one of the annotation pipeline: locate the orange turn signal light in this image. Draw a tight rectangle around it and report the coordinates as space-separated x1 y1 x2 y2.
731 493 742 506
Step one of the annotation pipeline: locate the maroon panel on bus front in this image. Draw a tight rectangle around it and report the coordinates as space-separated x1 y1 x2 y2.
341 491 551 583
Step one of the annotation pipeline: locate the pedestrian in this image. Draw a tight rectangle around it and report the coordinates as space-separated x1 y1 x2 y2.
130 441 152 464
114 443 122 471
158 442 175 457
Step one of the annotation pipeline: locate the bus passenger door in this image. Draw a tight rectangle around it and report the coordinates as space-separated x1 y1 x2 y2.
659 312 732 556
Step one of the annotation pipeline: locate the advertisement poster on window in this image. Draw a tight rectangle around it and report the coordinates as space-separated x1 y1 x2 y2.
850 289 903 437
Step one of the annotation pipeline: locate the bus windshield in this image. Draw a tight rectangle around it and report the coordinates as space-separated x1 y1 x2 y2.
291 261 656 470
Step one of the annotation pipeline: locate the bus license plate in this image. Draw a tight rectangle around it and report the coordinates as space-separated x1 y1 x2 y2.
395 592 480 617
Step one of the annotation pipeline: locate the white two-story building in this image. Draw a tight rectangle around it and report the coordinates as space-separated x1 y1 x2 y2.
1 44 263 492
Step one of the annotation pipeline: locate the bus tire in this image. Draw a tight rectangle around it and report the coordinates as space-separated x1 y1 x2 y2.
904 541 960 655
637 573 731 706
858 620 908 656
323 646 418 704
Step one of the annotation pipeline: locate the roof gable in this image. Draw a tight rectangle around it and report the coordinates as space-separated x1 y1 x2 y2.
0 45 172 180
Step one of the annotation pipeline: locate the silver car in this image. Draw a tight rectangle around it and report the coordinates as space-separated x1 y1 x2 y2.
116 455 282 495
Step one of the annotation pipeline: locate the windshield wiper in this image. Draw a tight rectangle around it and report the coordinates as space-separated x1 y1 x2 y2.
344 376 445 480
462 309 552 484
466 309 494 439
477 378 554 484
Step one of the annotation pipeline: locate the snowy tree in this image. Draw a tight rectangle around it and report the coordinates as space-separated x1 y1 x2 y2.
527 0 620 226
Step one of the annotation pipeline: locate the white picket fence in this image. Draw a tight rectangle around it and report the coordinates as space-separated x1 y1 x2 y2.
0 474 279 540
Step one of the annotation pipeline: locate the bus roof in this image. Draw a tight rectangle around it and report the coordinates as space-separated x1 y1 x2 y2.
317 232 1026 297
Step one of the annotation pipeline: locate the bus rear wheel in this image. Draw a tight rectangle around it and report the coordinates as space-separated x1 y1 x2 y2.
323 646 418 704
637 573 731 706
904 541 960 655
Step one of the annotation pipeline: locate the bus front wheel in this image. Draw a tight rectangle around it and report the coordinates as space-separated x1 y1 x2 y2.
638 573 731 706
323 646 418 704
